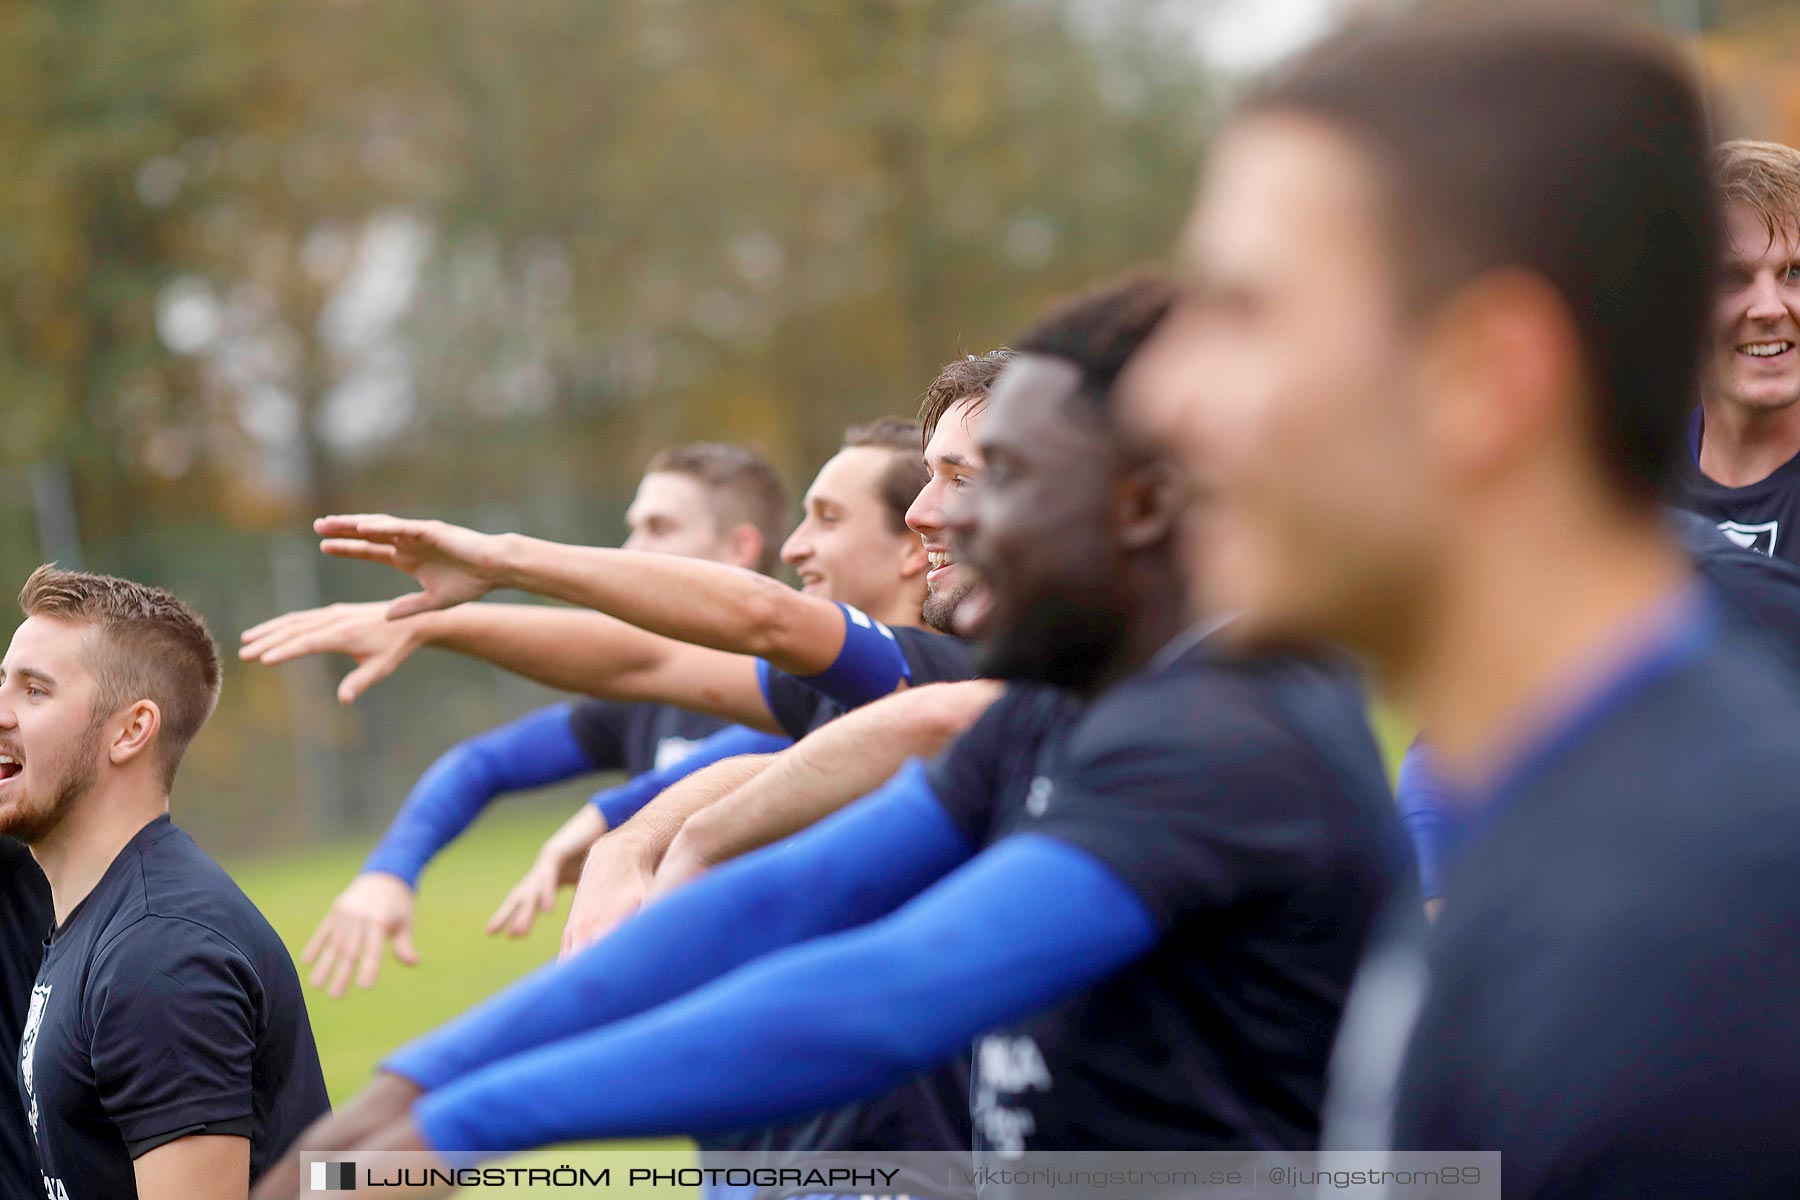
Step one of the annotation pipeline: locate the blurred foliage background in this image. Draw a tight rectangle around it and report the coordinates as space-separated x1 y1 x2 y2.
0 0 1796 855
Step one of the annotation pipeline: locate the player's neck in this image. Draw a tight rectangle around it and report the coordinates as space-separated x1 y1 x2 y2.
1696 392 1800 487
1081 559 1188 698
30 778 171 927
1396 499 1689 791
869 584 928 629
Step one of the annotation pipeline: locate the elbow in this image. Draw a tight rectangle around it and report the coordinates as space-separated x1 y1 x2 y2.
736 577 805 662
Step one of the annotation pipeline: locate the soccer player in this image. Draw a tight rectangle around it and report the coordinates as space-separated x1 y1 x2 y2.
0 837 53 1195
1397 512 1800 909
291 441 794 995
1675 140 1800 565
1126 14 1800 1193
250 273 1411 1199
3 567 328 1200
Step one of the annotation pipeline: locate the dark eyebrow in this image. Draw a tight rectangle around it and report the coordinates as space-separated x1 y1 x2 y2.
927 452 975 471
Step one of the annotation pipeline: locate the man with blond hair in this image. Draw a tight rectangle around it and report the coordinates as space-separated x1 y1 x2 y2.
1675 138 1800 565
3 567 326 1200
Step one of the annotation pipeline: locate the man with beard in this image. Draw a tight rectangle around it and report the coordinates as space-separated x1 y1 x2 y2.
241 363 1010 745
1124 14 1800 1194
0 837 53 1195
250 274 1410 1198
3 567 327 1200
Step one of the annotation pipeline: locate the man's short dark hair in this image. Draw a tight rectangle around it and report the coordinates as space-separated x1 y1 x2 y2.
918 350 1016 444
642 442 792 574
1246 14 1717 501
19 565 222 790
842 418 929 535
1014 272 1179 420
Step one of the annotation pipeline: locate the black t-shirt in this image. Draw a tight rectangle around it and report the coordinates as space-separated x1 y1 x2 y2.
1383 627 1800 1196
927 640 1413 1154
762 628 978 739
1674 411 1800 567
566 699 729 775
1 837 52 1195
20 817 328 1198
1672 508 1800 675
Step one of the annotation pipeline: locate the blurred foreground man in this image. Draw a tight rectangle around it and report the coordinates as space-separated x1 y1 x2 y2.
4 568 327 1200
1129 14 1800 1197
1676 139 1800 566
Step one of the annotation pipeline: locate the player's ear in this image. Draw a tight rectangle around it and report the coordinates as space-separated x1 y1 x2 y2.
108 700 162 770
728 524 765 572
897 533 929 580
1118 458 1181 551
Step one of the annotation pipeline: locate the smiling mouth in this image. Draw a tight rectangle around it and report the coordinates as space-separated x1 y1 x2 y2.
1739 340 1795 358
0 755 21 784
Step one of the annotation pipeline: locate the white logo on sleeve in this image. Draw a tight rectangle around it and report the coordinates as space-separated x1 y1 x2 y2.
19 984 49 1137
1025 777 1054 817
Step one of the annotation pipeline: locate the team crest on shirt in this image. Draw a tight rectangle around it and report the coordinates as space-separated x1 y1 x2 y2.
19 983 49 1135
1717 519 1779 557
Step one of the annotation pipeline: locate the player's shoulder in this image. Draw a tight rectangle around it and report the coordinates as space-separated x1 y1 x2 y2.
1074 641 1367 762
97 821 285 976
891 626 978 686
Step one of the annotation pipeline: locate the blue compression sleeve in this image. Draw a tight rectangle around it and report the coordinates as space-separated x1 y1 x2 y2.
1395 740 1469 902
590 725 791 829
384 760 972 1091
363 705 598 888
414 834 1158 1156
791 603 911 709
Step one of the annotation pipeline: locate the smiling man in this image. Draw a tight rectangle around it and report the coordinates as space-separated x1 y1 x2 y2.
1675 140 1800 565
1125 14 1800 1195
3 567 327 1200
250 273 1410 1200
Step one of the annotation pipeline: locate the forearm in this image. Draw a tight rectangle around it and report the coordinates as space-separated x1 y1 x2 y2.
417 604 779 731
608 754 779 864
674 681 1004 866
489 534 845 675
364 705 596 887
412 836 1156 1155
382 770 972 1091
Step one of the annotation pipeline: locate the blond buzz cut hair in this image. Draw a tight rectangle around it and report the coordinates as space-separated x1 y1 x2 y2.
18 565 222 790
1716 139 1800 246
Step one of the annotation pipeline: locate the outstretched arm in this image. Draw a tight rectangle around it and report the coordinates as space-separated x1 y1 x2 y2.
413 835 1157 1157
241 601 779 731
654 681 1004 893
256 759 973 1195
303 704 600 998
313 514 863 679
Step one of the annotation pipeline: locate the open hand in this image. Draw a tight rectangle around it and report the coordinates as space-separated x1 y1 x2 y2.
239 602 428 704
315 514 505 619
